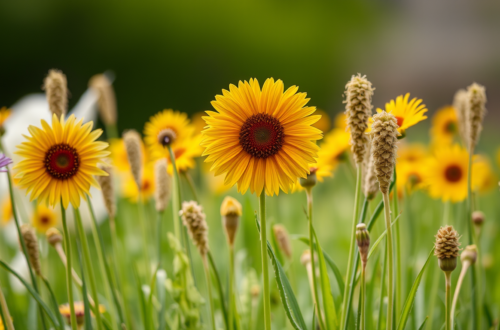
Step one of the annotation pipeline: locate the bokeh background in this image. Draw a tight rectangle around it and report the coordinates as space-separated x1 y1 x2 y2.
1 0 500 139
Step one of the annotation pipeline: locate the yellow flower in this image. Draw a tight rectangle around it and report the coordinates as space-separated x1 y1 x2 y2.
291 148 335 193
375 93 428 135
0 106 11 128
472 155 498 194
334 112 347 130
202 78 322 196
1 197 12 226
430 106 458 145
123 164 155 202
396 160 426 197
59 301 105 326
109 138 147 173
165 134 203 175
32 205 58 233
397 143 427 164
312 109 331 133
320 128 351 166
206 171 234 195
192 111 207 135
221 196 242 216
14 114 110 209
423 144 469 202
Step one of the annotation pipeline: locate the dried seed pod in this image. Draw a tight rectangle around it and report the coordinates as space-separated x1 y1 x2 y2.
453 89 468 146
89 74 117 126
43 69 68 117
154 158 171 212
220 196 242 247
466 83 486 150
434 225 461 272
344 74 374 164
96 164 116 219
369 111 399 194
180 201 209 258
273 224 292 260
123 130 143 190
21 224 42 277
363 144 379 200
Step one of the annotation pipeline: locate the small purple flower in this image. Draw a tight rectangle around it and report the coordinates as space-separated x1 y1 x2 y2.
0 153 12 172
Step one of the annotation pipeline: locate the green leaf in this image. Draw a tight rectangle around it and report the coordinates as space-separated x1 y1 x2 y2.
255 217 307 330
417 316 428 330
148 267 160 329
312 228 338 330
295 236 345 298
367 214 402 260
397 247 435 330
0 260 59 328
208 251 228 329
41 277 65 330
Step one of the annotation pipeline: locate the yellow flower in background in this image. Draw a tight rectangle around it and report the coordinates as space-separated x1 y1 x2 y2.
291 147 335 193
202 78 322 196
320 128 351 166
14 115 109 209
472 155 498 194
1 197 12 226
312 109 331 133
109 138 147 173
165 134 203 175
192 111 207 135
396 160 426 197
59 302 105 326
334 112 347 131
423 144 469 202
206 171 234 195
123 164 155 202
397 143 427 164
32 205 58 233
430 106 458 145
0 106 11 128
374 93 428 135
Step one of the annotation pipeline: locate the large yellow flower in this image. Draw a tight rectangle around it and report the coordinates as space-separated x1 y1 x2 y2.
202 78 322 196
32 205 58 233
375 93 428 135
397 143 427 164
430 106 458 145
396 160 426 197
423 144 469 202
14 114 109 209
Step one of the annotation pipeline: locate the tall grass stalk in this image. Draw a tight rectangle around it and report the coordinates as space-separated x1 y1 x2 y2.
382 191 394 330
392 171 402 324
445 271 452 330
138 194 151 281
451 261 470 329
259 193 272 330
466 149 478 329
360 264 366 330
203 258 217 330
168 146 182 242
0 285 14 330
341 165 363 330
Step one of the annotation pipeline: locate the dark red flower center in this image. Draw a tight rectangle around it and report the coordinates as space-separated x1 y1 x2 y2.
44 144 80 180
239 114 284 159
40 216 50 224
395 116 404 128
444 165 462 183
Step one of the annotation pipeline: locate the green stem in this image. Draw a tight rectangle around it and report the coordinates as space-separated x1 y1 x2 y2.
451 262 470 329
392 172 401 327
105 123 119 140
341 165 362 330
183 171 199 202
445 271 452 330
382 192 394 330
42 277 65 330
168 146 182 242
60 202 79 330
73 207 104 330
360 266 366 330
203 258 217 330
229 247 235 330
138 195 151 281
157 210 164 267
208 251 229 328
0 283 15 330
259 193 272 330
466 148 478 330
377 239 387 330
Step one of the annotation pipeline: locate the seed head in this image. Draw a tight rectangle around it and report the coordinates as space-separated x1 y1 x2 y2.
43 69 68 117
466 83 486 151
220 196 242 247
46 227 63 247
344 74 374 164
20 224 42 277
300 250 312 266
89 74 117 126
369 111 399 194
434 225 461 272
123 130 143 190
154 158 171 212
453 89 468 146
472 210 484 227
273 224 292 260
96 164 116 219
180 201 209 258
356 223 370 267
363 144 379 200
461 245 477 265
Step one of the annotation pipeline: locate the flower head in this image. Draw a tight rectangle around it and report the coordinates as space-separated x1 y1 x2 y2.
375 93 427 136
109 138 147 173
202 78 322 196
89 74 117 126
123 130 144 190
221 196 242 246
20 224 42 276
0 154 12 172
453 89 468 145
14 115 109 209
32 205 58 234
180 201 209 257
164 134 202 175
96 164 116 219
154 159 171 212
123 164 155 203
430 106 459 145
320 129 351 166
466 83 486 150
434 225 461 272
472 155 498 194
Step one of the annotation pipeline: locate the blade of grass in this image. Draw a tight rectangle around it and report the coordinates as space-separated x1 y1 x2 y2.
208 251 228 329
417 316 429 330
76 239 93 330
367 214 402 260
41 277 65 330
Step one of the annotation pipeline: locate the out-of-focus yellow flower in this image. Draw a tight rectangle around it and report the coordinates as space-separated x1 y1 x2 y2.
59 301 106 326
423 144 469 202
396 160 426 197
0 106 11 129
1 197 12 226
472 155 498 194
312 109 331 133
334 112 347 130
109 138 147 173
320 128 351 166
123 164 155 203
397 143 427 164
165 134 203 175
291 147 335 192
192 112 207 135
32 205 58 233
206 171 234 195
430 106 458 145
496 148 500 170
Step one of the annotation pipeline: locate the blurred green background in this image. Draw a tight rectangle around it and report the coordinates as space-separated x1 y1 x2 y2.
1 1 499 137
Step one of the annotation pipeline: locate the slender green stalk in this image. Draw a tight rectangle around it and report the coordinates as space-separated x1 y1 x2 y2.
138 194 151 281
445 271 452 330
42 277 65 330
360 265 366 330
377 239 387 330
60 202 78 330
0 284 15 330
73 207 104 330
183 171 199 201
157 210 164 268
203 258 217 330
382 192 394 330
466 149 478 329
259 193 272 330
392 171 401 325
451 262 470 329
341 165 363 330
105 123 119 140
208 251 228 328
229 246 235 330
168 146 182 242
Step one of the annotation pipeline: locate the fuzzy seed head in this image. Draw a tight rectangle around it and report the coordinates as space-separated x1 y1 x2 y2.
154 158 171 212
453 89 468 146
123 130 143 190
363 143 379 200
435 225 461 271
273 224 292 259
96 164 116 219
180 201 209 257
43 69 68 117
356 223 370 266
466 83 486 150
461 245 477 265
89 74 117 125
472 210 485 227
46 227 63 247
344 74 374 164
221 196 242 247
369 111 399 194
300 250 312 266
21 224 42 276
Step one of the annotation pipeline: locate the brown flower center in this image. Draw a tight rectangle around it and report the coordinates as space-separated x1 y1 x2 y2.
444 164 462 183
157 128 177 147
395 116 404 128
444 120 457 134
44 144 80 180
239 114 284 159
40 216 50 224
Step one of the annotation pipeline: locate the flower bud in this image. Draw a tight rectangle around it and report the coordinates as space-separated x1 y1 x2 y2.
46 227 63 247
434 225 461 272
472 211 484 228
356 223 370 267
273 224 292 260
299 169 317 189
460 245 477 265
220 196 242 247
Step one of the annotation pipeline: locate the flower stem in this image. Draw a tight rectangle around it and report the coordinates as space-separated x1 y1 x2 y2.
138 195 151 281
73 207 104 330
360 265 366 330
451 262 470 329
0 284 15 330
183 171 199 202
382 192 394 330
341 165 363 330
392 171 401 326
157 210 164 267
60 202 79 330
466 148 478 330
259 193 272 330
229 246 235 330
203 257 217 330
445 271 452 330
168 146 182 242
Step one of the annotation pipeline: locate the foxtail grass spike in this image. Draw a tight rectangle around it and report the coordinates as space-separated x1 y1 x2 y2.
154 158 171 213
273 224 292 260
44 69 68 117
466 83 486 151
180 201 209 258
20 224 42 277
89 74 117 126
123 130 143 190
96 164 116 220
